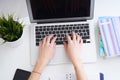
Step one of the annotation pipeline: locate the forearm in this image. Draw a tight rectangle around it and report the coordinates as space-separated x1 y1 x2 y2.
28 72 41 80
73 61 88 80
29 35 56 80
29 60 45 80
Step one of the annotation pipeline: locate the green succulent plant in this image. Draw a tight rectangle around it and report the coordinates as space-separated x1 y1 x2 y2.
0 15 24 42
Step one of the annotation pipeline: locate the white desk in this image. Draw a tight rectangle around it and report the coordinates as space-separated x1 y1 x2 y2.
0 0 120 80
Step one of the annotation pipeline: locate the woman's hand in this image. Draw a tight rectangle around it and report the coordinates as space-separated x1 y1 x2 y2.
64 32 87 80
29 35 57 80
64 32 83 65
33 35 57 74
38 35 57 68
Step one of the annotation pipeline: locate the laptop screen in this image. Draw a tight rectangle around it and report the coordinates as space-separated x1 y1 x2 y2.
26 0 94 23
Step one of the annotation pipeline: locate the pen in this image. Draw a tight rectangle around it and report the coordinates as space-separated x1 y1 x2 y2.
100 73 104 80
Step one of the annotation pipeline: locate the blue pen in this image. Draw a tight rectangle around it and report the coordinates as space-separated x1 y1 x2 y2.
100 73 104 80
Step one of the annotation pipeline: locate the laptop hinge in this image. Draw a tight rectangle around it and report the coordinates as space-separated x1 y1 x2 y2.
37 20 87 24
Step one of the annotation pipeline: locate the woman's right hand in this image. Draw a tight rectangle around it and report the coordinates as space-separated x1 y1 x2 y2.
64 32 83 65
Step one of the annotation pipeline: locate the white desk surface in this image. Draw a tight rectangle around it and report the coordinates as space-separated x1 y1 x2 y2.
0 0 120 80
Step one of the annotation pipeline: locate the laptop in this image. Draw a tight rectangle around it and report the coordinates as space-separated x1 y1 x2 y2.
26 0 97 65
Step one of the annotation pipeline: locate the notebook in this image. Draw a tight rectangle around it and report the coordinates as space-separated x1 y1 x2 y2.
98 16 120 57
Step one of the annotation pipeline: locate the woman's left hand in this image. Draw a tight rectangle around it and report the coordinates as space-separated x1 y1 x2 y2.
37 35 57 69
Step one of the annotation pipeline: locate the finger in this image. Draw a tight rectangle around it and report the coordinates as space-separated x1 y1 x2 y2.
39 41 42 47
43 37 47 45
53 43 56 48
46 35 53 44
66 34 72 43
76 33 80 42
79 36 83 44
72 32 76 41
63 42 67 50
51 36 57 45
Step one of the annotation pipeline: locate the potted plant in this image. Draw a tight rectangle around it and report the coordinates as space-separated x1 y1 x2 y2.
0 15 24 47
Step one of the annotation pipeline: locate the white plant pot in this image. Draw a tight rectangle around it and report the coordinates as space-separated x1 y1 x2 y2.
0 38 4 45
0 34 23 48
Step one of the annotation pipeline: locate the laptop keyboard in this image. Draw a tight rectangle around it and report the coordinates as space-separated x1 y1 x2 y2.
35 23 90 46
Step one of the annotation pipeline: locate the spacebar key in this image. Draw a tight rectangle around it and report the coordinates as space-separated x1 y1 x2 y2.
56 41 63 45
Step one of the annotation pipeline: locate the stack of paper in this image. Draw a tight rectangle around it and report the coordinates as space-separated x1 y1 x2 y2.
98 17 120 57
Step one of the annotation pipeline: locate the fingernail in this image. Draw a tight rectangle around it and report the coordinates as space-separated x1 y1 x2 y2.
65 34 68 37
55 36 57 39
54 35 57 38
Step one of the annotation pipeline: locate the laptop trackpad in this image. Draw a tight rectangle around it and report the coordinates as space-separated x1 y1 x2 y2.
49 46 70 65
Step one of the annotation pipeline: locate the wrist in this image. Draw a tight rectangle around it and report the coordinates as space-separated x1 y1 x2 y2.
72 59 83 68
33 59 46 73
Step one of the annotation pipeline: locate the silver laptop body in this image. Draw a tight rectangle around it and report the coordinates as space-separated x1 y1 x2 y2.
26 0 97 65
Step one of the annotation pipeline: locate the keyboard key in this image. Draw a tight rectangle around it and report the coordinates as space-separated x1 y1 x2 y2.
82 30 85 32
75 30 78 33
54 28 57 30
85 23 89 26
80 27 83 29
56 41 63 45
43 29 45 31
69 30 72 33
79 30 82 32
36 32 40 34
74 24 77 26
83 40 86 43
84 33 87 36
56 31 59 34
84 26 89 28
70 24 73 26
77 27 79 29
53 31 55 34
64 31 66 33
39 29 42 31
42 32 44 34
57 34 60 37
69 27 72 29
87 41 90 43
65 27 68 30
36 35 41 38
60 31 63 33
43 26 47 28
36 43 39 46
51 28 53 30
62 27 64 30
36 26 39 29
59 38 62 41
49 31 52 34
86 29 89 32
35 28 38 31
58 28 60 30
87 32 90 35
80 33 83 36
36 39 40 42
73 27 75 29
82 36 90 39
